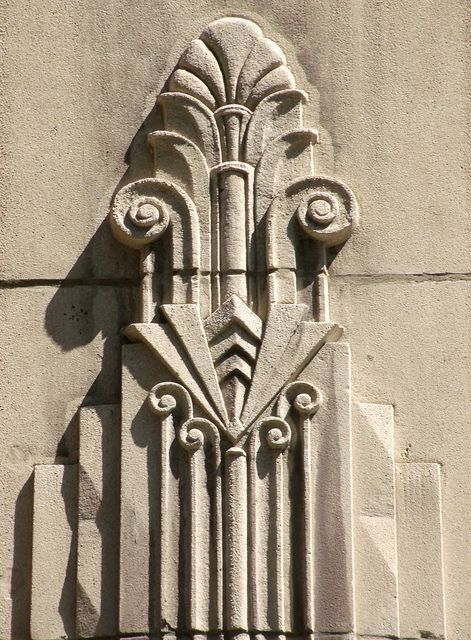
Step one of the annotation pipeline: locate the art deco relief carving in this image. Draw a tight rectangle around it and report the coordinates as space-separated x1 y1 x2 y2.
30 17 448 640
109 16 357 437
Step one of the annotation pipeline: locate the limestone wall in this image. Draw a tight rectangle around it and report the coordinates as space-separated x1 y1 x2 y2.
0 1 469 639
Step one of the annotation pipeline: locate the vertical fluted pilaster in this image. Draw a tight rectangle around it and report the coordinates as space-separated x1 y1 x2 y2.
248 417 291 632
178 418 222 632
224 447 248 634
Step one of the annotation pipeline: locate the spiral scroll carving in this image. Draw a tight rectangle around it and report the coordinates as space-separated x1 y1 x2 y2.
278 381 323 418
110 179 172 248
256 416 292 450
147 381 192 420
148 382 220 453
295 176 358 246
178 417 220 452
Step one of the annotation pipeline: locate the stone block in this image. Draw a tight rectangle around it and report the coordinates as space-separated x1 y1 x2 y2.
31 464 78 640
119 343 170 634
331 278 471 638
76 404 120 638
0 284 134 639
353 402 398 636
303 342 354 633
1 1 469 279
312 0 469 276
395 463 446 639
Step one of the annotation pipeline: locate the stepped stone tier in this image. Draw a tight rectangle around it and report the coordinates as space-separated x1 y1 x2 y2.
2 5 468 640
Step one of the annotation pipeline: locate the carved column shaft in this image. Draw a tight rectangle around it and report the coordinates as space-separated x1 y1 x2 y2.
210 163 254 309
224 447 249 632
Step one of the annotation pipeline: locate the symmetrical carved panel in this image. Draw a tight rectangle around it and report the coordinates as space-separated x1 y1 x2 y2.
30 17 448 640
109 20 357 634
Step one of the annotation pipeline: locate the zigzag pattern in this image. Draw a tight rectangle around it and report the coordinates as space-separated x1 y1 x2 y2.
204 295 262 421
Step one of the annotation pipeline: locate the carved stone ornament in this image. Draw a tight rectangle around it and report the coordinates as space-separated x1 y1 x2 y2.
30 17 448 640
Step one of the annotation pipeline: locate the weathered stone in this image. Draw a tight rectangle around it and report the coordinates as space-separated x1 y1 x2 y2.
119 343 166 634
302 343 354 633
0 5 469 640
76 405 120 638
331 277 471 638
31 464 78 640
353 402 398 636
0 284 134 640
396 463 446 639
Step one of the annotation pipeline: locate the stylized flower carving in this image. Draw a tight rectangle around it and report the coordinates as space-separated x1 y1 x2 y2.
168 17 295 112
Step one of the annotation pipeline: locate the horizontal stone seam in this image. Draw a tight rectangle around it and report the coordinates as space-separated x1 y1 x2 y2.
113 635 443 640
1 271 470 288
332 271 471 283
0 277 139 288
116 636 395 639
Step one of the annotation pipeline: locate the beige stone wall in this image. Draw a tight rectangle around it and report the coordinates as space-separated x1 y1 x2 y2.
0 1 469 639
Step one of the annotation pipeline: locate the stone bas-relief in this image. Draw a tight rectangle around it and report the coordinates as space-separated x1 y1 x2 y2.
31 17 447 640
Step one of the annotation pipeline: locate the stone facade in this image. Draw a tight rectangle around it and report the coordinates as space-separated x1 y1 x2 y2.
0 3 470 640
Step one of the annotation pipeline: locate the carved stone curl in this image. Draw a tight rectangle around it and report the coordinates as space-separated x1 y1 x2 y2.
294 176 358 246
147 380 192 419
148 381 220 452
110 179 171 248
256 416 292 450
178 417 220 452
278 380 323 418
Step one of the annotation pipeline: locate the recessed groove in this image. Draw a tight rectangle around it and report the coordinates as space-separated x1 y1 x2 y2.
0 277 139 288
331 272 471 284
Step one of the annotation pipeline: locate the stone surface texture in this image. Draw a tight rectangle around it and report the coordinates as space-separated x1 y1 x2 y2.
0 3 469 640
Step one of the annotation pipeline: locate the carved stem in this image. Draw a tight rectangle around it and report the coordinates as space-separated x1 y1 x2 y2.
179 418 222 631
211 163 254 309
300 407 314 631
214 105 252 162
224 446 248 630
268 420 290 631
140 245 155 322
278 382 322 632
148 383 192 631
249 418 291 631
159 407 179 628
315 245 330 322
247 436 260 630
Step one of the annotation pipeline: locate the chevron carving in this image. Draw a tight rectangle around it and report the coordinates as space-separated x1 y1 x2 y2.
203 295 263 423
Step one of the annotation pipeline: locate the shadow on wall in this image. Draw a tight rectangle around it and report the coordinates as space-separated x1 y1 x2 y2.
10 475 34 640
8 71 177 640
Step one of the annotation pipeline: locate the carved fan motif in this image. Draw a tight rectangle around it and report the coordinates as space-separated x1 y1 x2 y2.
170 19 294 109
163 17 297 164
